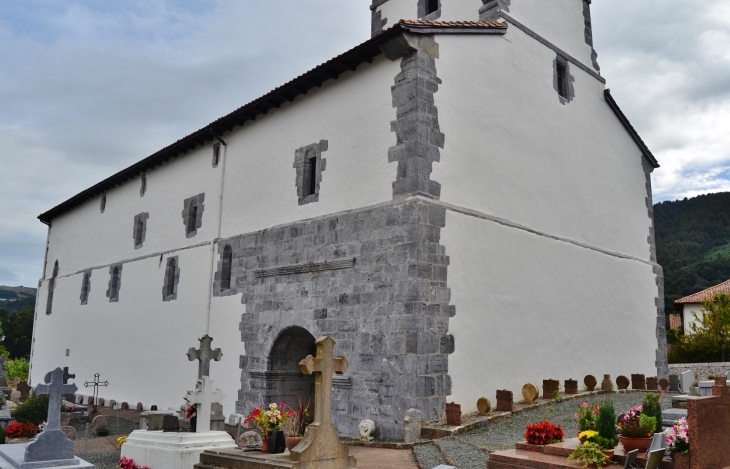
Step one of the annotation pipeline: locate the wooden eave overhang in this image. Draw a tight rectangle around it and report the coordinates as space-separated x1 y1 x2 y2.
604 89 660 169
37 20 507 224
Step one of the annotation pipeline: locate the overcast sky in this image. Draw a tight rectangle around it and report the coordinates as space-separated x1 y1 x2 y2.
1 0 729 288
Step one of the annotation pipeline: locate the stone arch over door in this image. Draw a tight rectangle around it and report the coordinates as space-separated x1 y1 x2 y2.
265 327 316 412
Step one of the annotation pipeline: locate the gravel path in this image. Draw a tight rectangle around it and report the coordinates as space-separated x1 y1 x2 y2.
414 392 672 469
80 451 120 469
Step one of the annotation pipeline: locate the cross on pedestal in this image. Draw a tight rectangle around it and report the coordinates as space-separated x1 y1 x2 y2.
34 368 78 431
291 336 354 469
187 335 223 379
84 373 109 407
185 376 224 433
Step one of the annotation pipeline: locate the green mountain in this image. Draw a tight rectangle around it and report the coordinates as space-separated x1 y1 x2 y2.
654 192 730 316
0 286 37 313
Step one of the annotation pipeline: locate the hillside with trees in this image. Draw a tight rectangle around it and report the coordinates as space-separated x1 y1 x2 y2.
654 192 730 318
0 286 36 313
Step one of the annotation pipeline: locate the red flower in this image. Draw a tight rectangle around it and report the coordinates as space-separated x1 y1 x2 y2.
524 421 564 446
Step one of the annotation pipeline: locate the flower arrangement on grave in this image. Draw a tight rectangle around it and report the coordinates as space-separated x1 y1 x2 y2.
524 421 564 445
37 421 46 433
6 422 38 438
244 403 290 437
117 435 128 449
283 398 311 438
567 442 609 468
664 417 689 454
185 404 197 419
118 456 151 469
575 402 600 432
617 405 656 438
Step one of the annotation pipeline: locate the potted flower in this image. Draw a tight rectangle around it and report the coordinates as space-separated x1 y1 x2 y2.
283 398 311 451
664 417 689 462
186 404 197 432
523 421 564 446
244 403 289 454
575 403 599 433
568 442 609 468
5 422 37 443
618 405 656 452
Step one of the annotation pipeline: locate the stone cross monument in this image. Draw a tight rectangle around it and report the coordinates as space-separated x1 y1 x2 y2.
187 335 222 379
291 336 355 469
185 376 223 433
84 373 108 407
26 367 78 462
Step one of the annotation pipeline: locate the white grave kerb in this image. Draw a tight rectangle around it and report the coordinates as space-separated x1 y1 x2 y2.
185 377 223 433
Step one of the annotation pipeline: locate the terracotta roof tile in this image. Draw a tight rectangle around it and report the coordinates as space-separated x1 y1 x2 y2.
675 279 730 305
397 19 507 29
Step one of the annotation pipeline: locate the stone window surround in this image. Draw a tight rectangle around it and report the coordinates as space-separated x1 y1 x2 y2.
80 270 92 306
553 54 575 104
182 193 205 238
106 264 123 303
162 256 180 302
133 212 149 249
220 245 233 292
293 140 328 206
214 242 239 297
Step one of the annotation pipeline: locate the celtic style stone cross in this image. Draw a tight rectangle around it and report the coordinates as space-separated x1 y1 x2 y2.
187 335 222 379
291 336 355 469
185 376 224 433
26 368 78 462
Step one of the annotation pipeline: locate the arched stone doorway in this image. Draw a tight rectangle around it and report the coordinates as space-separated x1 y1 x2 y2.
266 327 316 412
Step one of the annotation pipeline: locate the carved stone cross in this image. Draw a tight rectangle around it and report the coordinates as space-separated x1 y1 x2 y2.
187 335 223 379
34 368 78 431
291 336 354 469
185 376 224 433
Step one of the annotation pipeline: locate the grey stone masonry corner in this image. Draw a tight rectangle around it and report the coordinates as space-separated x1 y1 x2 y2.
371 9 387 38
133 212 149 249
643 157 668 378
182 193 205 238
228 198 454 441
162 256 180 302
583 0 600 71
293 140 328 206
79 270 92 306
554 55 576 104
479 0 510 21
214 243 238 298
388 35 444 200
106 264 123 303
418 0 442 21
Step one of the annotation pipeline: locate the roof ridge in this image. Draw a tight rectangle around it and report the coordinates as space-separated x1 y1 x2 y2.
675 278 730 304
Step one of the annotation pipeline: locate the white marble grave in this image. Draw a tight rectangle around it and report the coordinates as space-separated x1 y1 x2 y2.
680 370 694 393
120 377 234 469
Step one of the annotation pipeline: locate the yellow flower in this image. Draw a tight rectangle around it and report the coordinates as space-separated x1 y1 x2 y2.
117 435 128 449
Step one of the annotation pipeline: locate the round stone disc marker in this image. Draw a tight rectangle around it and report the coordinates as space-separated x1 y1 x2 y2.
522 383 539 404
477 397 491 415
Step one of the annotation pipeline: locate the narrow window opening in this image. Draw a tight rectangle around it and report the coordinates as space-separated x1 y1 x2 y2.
165 259 176 297
110 267 120 300
213 143 221 167
134 217 144 247
221 245 233 291
426 0 439 14
100 194 106 213
80 272 91 305
140 174 147 196
308 157 317 196
46 261 59 315
556 61 567 98
187 201 198 235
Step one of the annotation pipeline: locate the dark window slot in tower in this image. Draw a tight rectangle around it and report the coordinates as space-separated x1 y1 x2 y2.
213 143 221 167
188 202 198 235
308 157 317 196
221 245 233 291
110 267 120 300
557 61 567 98
166 259 176 297
427 0 439 14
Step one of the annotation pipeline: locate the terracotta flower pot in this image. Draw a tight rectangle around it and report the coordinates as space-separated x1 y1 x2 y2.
602 449 614 462
619 435 652 453
285 436 303 451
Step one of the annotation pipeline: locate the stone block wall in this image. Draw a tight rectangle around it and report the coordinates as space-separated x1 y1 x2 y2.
220 198 454 440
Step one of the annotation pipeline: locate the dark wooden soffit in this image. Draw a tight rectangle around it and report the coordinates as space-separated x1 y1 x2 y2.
604 89 659 169
38 21 507 224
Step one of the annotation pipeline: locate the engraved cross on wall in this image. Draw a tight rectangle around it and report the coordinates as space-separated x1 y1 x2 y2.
299 336 348 425
187 335 222 379
34 368 77 431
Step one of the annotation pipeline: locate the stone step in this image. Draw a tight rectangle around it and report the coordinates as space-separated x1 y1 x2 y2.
196 449 298 469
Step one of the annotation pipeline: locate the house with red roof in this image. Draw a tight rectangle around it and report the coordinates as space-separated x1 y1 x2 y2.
675 279 730 332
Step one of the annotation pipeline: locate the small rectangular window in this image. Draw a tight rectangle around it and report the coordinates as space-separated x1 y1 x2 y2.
213 143 221 167
426 0 439 14
556 62 567 98
308 157 317 196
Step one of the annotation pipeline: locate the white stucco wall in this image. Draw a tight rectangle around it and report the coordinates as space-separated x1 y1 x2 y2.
443 210 658 413
682 304 704 333
432 31 653 261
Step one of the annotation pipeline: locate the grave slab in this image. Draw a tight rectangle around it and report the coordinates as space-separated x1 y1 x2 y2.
661 408 687 427
121 430 235 469
0 444 93 469
680 370 693 393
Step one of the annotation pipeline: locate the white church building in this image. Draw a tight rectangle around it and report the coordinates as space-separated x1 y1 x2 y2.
30 0 667 440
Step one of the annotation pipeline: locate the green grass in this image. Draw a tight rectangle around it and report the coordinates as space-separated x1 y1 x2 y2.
703 240 730 261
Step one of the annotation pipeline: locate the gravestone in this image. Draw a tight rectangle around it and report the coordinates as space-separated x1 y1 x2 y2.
668 375 680 392
584 375 597 392
542 379 559 399
240 431 263 449
601 374 613 391
151 405 158 411
10 390 20 403
522 383 539 404
137 402 144 411
403 409 422 443
162 415 180 432
61 426 77 441
25 368 77 462
658 378 669 391
631 374 646 390
86 395 93 405
680 370 693 393
122 402 129 410
109 399 117 407
60 413 75 426
646 377 658 391
98 397 105 406
477 397 491 415
17 381 31 402
616 375 629 390
93 415 108 435
698 380 715 397
187 335 223 379
61 367 76 402
564 379 578 395
496 390 514 412
144 412 178 431
446 403 461 426
185 377 224 433
77 395 84 404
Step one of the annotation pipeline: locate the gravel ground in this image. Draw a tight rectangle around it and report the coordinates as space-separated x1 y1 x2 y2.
73 416 139 437
80 451 120 469
414 392 672 469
